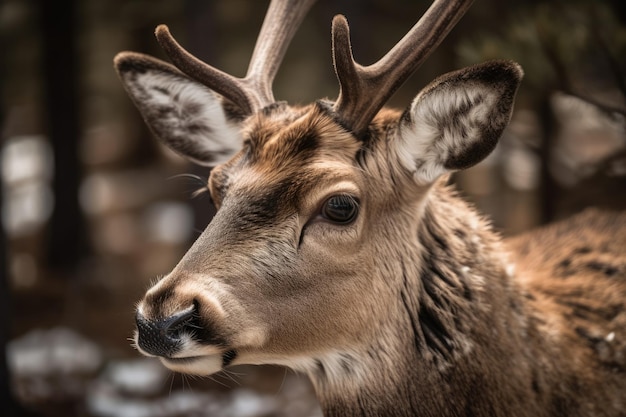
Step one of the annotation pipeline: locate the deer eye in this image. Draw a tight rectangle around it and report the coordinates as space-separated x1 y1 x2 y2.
321 195 359 224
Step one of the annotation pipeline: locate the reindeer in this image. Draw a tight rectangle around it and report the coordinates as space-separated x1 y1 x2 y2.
114 0 626 415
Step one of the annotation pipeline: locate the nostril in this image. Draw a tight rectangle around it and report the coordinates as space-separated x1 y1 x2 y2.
162 306 196 338
135 305 196 357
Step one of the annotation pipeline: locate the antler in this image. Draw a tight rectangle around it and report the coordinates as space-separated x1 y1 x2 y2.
332 0 474 137
155 0 316 114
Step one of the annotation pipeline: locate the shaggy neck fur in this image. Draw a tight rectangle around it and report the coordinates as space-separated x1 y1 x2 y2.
307 184 552 417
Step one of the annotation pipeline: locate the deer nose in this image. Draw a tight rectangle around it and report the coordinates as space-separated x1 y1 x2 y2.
135 306 195 357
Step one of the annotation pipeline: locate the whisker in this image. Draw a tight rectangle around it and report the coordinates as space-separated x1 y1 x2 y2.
168 372 176 396
167 173 207 184
191 187 210 198
221 369 242 386
208 374 232 389
275 366 288 395
182 374 194 392
167 173 212 201
148 275 165 288
224 368 246 377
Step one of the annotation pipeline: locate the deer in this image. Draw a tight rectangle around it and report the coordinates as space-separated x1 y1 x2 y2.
114 0 626 415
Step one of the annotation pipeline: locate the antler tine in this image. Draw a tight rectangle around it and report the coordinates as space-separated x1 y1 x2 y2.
333 0 475 137
156 25 259 114
156 0 316 115
246 0 317 104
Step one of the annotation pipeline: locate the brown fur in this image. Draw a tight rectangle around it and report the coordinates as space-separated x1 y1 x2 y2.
132 105 626 416
114 6 625 414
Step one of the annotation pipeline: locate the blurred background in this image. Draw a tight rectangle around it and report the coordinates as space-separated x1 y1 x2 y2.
1 0 625 416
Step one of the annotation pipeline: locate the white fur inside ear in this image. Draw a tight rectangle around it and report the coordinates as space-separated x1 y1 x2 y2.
397 84 498 184
122 69 242 165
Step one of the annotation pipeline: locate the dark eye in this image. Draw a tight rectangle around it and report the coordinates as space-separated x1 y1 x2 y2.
321 195 359 224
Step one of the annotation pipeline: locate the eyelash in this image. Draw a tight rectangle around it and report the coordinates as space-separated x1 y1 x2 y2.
319 194 360 225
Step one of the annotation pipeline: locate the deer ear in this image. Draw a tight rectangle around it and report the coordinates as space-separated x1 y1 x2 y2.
114 52 242 166
396 61 523 184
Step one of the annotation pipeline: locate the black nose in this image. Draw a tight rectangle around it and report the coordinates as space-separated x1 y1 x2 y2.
135 306 195 357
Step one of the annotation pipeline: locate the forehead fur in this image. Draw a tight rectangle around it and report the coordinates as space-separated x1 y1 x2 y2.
243 102 361 175
210 102 366 219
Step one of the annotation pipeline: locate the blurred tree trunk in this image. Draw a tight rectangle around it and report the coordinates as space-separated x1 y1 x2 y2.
0 173 20 416
0 100 19 417
1 1 29 412
537 94 557 224
40 0 88 271
0 0 14 411
609 0 626 24
0 171 25 417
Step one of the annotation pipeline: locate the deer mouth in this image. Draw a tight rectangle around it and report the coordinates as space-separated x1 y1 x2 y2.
162 355 204 364
159 349 238 376
160 353 223 375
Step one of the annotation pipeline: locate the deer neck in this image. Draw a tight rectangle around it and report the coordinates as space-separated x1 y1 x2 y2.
308 185 542 417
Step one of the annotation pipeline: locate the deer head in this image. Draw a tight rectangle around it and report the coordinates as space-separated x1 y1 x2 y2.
114 0 523 406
